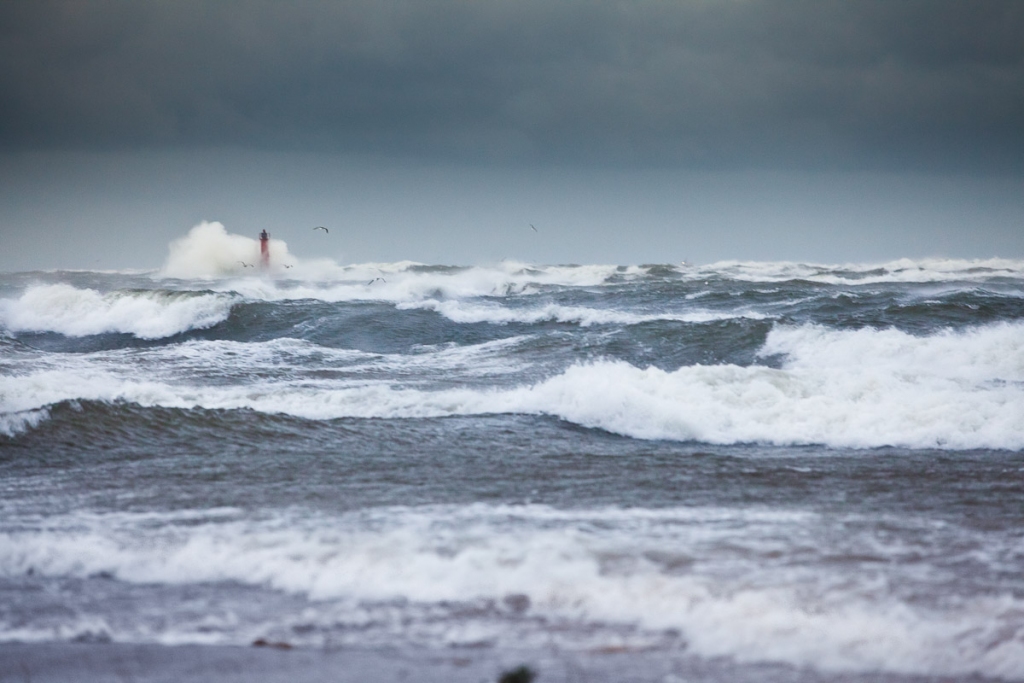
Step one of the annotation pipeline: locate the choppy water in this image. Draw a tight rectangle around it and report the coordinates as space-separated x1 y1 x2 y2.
2 246 1024 680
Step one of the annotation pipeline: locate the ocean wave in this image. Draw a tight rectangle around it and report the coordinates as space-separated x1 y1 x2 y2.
196 261 637 306
0 283 234 339
139 222 1024 313
157 255 1024 310
0 408 50 438
156 222 643 290
400 299 766 326
1 504 1021 678
0 335 532 418
514 323 1024 449
691 257 1024 284
2 322 1022 450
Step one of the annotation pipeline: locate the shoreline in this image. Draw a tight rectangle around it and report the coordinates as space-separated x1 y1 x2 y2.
0 642 1003 683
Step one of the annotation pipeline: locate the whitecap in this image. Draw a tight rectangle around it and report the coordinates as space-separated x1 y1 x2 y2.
399 299 766 326
0 283 234 339
692 257 1024 284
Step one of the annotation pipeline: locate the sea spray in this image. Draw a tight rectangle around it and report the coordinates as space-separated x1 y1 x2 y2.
160 221 298 278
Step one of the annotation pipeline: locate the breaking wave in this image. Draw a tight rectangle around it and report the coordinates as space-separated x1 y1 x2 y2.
0 284 234 339
518 322 1024 449
4 322 1022 450
400 299 766 326
159 221 303 278
691 257 1024 284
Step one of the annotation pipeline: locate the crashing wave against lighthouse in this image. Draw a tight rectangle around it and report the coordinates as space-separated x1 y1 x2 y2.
159 221 298 278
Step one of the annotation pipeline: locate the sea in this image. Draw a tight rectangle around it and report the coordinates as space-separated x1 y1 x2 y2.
1 223 1023 682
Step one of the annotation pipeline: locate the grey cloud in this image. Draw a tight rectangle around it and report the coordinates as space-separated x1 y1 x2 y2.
1 0 1022 170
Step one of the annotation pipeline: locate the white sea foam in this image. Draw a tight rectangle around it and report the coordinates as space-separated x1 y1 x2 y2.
137 336 530 384
692 257 1024 284
0 284 234 339
0 408 50 437
201 261 630 306
156 221 634 291
1 504 1021 677
0 335 530 417
505 322 1024 449
2 322 1021 449
400 299 764 326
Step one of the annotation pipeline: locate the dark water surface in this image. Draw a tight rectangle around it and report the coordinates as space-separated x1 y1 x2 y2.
2 257 1023 681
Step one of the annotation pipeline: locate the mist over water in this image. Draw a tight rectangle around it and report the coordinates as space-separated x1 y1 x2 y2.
2 223 1024 681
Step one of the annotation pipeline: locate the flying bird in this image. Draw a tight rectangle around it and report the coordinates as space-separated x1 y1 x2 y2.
368 277 386 285
284 264 293 269
313 226 329 233
530 224 538 232
238 261 254 268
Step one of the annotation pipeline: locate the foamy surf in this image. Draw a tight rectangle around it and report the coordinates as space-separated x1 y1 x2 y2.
155 221 636 288
689 257 1024 284
3 246 1024 683
399 299 766 326
506 320 1024 448
3 322 1022 450
197 262 634 304
1 504 1021 678
0 283 235 339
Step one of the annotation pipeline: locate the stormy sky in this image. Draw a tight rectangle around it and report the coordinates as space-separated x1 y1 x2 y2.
2 0 1023 269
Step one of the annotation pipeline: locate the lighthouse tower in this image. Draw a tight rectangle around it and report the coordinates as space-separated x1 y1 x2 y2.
259 230 270 268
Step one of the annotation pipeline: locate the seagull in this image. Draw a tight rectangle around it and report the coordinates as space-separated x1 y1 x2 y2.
313 226 329 233
530 224 538 232
368 277 386 284
284 264 293 269
238 261 254 268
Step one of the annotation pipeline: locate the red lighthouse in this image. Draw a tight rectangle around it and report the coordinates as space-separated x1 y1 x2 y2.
259 230 270 268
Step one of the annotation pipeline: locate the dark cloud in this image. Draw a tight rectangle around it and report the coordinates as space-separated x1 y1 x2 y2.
1 0 1022 170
